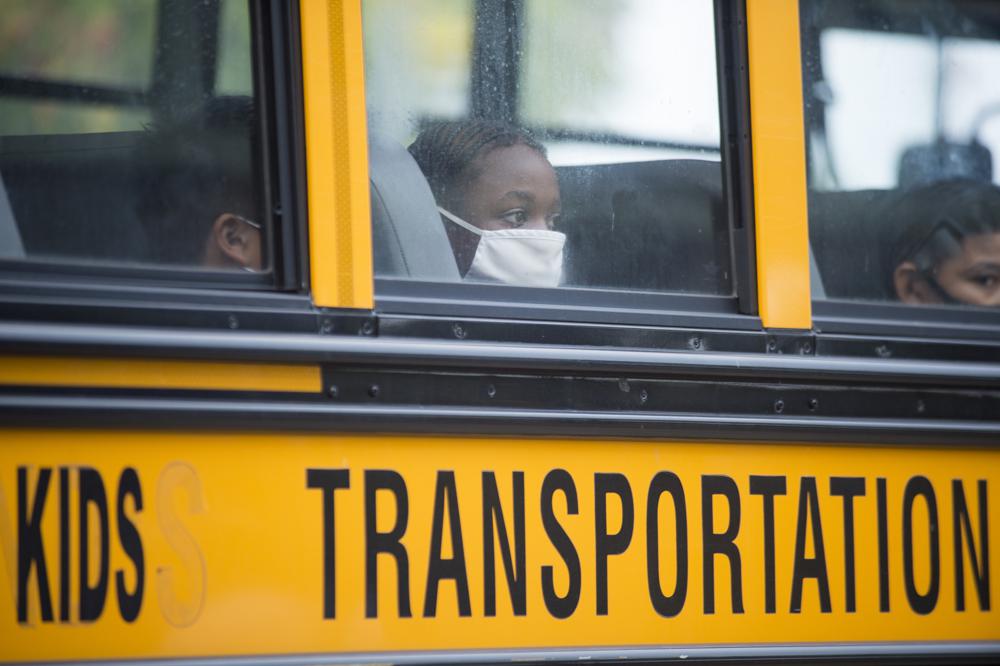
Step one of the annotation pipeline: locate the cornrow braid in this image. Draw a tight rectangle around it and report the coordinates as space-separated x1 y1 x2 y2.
408 119 546 202
882 178 1000 294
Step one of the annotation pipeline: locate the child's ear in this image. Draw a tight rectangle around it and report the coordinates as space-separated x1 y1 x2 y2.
211 213 256 268
893 260 937 304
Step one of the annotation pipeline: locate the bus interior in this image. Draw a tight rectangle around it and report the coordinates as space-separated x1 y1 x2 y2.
803 0 1000 303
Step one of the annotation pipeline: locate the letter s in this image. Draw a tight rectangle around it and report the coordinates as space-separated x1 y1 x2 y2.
156 462 206 628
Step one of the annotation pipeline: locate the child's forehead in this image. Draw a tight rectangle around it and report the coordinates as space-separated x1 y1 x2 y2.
961 231 1000 254
939 231 1000 271
467 143 553 179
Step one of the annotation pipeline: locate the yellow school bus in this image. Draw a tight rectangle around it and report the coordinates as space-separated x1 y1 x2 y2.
1 0 998 664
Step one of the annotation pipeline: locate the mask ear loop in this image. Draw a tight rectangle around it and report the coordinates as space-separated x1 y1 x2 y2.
910 219 965 305
438 206 484 236
230 215 262 273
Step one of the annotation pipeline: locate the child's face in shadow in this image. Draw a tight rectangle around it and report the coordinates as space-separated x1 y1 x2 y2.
443 143 561 275
895 231 1000 307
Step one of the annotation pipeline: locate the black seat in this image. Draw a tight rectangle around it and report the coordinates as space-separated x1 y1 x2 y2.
556 159 729 294
0 131 149 263
808 188 905 301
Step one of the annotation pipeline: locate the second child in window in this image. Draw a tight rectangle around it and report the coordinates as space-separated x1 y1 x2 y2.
408 120 564 287
888 179 1000 308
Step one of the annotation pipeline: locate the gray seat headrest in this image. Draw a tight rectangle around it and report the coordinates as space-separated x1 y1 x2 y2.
368 133 459 281
809 243 826 300
0 170 24 259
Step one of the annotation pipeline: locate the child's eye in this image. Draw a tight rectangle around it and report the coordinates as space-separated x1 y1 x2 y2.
971 274 999 289
500 209 527 227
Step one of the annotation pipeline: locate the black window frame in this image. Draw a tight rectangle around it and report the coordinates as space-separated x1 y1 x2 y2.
368 0 760 331
0 0 314 331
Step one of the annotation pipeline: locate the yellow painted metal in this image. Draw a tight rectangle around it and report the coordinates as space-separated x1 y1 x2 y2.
2 431 997 660
301 0 374 309
746 0 812 329
0 357 320 392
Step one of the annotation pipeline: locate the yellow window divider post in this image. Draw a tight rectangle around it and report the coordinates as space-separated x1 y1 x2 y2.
300 0 374 309
746 0 812 330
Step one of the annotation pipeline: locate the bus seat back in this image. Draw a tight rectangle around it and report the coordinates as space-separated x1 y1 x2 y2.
0 132 148 262
0 170 24 259
808 188 902 301
557 159 729 294
368 134 460 281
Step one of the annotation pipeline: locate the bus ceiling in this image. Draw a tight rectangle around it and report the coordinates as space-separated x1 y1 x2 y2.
802 0 1000 40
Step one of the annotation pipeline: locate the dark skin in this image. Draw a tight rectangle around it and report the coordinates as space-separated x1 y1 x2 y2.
440 143 561 276
894 232 1000 307
201 213 262 270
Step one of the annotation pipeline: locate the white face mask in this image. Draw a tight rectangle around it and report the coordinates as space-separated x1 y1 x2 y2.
438 207 565 288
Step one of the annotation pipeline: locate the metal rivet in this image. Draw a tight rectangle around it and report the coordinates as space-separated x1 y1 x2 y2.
801 342 813 354
327 385 339 399
368 385 380 398
227 315 239 329
689 337 702 350
916 399 926 414
639 388 649 404
767 339 777 352
452 323 467 339
321 319 334 334
486 384 496 398
618 379 630 393
774 399 785 414
360 320 375 336
808 398 819 412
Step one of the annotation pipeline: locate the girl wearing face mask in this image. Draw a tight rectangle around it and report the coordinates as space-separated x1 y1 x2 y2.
888 179 1000 308
408 120 564 287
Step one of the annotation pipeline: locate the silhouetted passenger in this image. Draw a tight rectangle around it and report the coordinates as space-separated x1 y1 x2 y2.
135 98 262 271
408 120 563 287
889 179 1000 307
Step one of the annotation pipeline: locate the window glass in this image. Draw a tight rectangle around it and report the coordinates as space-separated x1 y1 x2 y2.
521 0 720 165
362 0 474 141
0 0 270 278
0 0 156 88
216 0 254 95
363 0 730 295
803 0 1000 309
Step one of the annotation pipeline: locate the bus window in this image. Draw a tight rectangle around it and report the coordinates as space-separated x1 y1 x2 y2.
363 0 730 296
802 0 1000 310
0 0 271 277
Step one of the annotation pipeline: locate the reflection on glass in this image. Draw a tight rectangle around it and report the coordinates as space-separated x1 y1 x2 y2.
216 0 254 95
363 0 728 295
521 0 720 165
803 0 1000 309
0 99 150 136
362 0 474 141
0 0 265 274
0 0 156 88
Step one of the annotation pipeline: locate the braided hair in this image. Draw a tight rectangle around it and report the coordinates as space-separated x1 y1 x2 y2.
883 179 1000 294
408 119 546 204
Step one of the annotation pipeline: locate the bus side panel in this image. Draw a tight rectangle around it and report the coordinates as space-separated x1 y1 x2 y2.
1 430 998 660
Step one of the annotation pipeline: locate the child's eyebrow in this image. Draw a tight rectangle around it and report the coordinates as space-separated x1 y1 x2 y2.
501 190 536 202
961 261 1000 273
